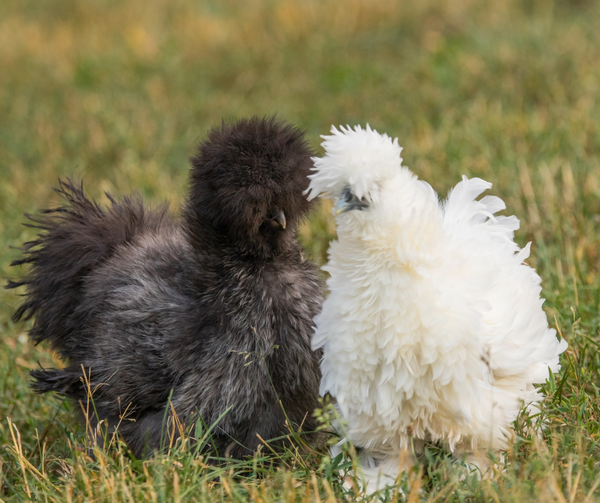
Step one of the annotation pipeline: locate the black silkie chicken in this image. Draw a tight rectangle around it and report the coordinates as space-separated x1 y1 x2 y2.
8 117 323 459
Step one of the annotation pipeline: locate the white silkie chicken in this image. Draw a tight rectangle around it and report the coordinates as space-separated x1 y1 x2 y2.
307 125 567 492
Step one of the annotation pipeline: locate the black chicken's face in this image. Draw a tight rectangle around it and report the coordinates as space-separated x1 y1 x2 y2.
187 117 315 259
220 175 308 256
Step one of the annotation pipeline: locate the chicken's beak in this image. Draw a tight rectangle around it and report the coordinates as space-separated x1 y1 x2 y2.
272 210 286 229
334 199 352 215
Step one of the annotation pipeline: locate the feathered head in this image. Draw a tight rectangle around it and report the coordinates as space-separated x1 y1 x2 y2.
306 125 423 227
185 116 315 258
306 125 404 205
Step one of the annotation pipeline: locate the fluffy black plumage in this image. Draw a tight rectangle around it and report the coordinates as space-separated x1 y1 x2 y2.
7 117 323 459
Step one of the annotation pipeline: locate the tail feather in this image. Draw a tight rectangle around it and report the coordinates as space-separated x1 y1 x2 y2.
443 176 494 226
6 178 169 358
442 175 520 243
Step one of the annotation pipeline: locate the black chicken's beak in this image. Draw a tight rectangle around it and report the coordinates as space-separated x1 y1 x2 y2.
272 210 286 229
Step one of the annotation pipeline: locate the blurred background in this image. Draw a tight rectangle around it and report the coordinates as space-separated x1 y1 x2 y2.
1 0 599 346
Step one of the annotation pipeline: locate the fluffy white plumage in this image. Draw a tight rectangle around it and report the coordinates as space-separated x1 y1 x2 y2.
307 125 568 492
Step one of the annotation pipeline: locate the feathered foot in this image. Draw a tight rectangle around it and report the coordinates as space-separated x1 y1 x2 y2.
453 448 499 481
331 442 416 495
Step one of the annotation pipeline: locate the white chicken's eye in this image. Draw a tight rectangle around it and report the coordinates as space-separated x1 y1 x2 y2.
343 188 354 203
335 187 369 215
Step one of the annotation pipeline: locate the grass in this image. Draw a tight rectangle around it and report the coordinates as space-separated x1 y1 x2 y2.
1 0 600 500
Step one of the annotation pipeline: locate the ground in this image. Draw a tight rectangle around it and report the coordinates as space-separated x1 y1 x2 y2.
1 0 600 501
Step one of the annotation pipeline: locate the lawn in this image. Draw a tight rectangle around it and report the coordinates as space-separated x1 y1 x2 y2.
1 0 600 500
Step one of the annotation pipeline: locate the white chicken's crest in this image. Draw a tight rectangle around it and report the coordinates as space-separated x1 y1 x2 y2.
306 124 403 201
311 125 568 494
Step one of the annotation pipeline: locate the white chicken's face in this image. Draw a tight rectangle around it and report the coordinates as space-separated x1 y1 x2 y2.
334 186 370 216
328 185 372 240
307 124 437 249
327 183 384 247
329 175 407 244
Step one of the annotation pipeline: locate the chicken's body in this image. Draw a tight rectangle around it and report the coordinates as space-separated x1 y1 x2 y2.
8 117 323 459
307 125 567 490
